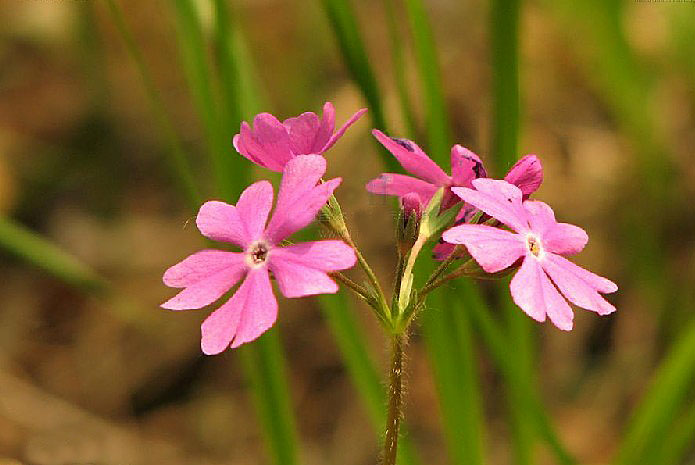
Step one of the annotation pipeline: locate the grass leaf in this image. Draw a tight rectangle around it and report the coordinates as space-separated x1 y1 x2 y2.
0 216 106 292
318 0 399 171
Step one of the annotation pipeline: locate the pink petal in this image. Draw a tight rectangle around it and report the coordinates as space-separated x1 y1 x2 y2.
200 288 245 355
271 240 357 271
283 111 321 155
232 267 278 348
269 258 339 298
372 130 451 185
450 145 486 186
452 179 529 233
161 252 247 310
541 256 615 316
510 257 574 330
163 249 244 287
401 192 423 219
201 267 278 353
236 180 273 242
504 155 543 197
523 201 588 255
265 155 340 243
320 106 367 153
197 201 249 248
314 102 336 152
233 125 274 170
544 223 588 256
241 114 294 172
523 200 556 235
442 224 525 273
546 253 618 294
366 173 438 201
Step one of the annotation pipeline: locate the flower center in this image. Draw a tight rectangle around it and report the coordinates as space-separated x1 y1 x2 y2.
247 241 270 266
526 235 542 257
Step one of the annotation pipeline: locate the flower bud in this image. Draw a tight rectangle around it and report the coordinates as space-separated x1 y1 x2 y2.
397 193 422 256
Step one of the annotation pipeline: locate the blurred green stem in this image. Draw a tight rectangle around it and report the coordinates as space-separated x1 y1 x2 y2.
0 217 106 293
384 0 417 138
104 0 201 208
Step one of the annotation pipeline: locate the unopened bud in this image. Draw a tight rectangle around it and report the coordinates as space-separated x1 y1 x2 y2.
397 193 422 256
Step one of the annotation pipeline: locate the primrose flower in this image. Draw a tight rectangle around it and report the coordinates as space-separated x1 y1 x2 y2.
366 130 486 210
366 129 543 210
233 102 367 171
442 179 617 330
431 155 543 260
162 155 357 354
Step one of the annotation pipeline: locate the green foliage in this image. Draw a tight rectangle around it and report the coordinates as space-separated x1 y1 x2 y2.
318 0 399 171
0 216 106 292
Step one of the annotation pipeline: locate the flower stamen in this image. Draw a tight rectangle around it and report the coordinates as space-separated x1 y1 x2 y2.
247 241 269 266
527 235 542 257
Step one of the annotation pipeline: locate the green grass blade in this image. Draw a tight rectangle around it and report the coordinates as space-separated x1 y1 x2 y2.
319 293 419 465
422 284 485 465
114 2 299 461
383 0 417 139
402 0 452 157
0 217 106 292
490 0 521 172
319 0 385 129
502 304 535 465
464 286 576 465
489 1 538 463
239 328 299 465
168 0 241 198
398 2 486 462
104 0 201 209
212 0 243 138
615 318 695 465
223 23 300 465
654 400 695 465
318 0 399 171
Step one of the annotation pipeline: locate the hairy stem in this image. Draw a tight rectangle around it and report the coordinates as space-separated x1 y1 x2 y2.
382 333 405 465
331 272 371 301
321 200 391 320
423 244 465 289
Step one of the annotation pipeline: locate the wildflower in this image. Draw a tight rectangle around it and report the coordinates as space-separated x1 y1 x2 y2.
233 102 367 171
162 155 357 354
364 130 543 260
442 178 617 330
366 130 485 210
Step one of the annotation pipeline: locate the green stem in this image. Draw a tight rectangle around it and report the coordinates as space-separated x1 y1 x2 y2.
382 333 406 465
321 200 391 320
331 272 371 301
422 245 465 289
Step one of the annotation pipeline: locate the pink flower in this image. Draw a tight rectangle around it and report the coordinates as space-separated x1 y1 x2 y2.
366 129 487 209
162 155 357 354
432 155 543 260
233 102 367 171
366 129 543 209
442 178 617 330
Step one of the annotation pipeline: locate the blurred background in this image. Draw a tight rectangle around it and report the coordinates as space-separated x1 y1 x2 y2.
0 0 694 464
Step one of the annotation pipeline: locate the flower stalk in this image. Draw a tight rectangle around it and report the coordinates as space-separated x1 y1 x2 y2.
382 332 406 465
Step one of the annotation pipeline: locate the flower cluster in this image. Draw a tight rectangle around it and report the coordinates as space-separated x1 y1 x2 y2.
162 102 617 354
